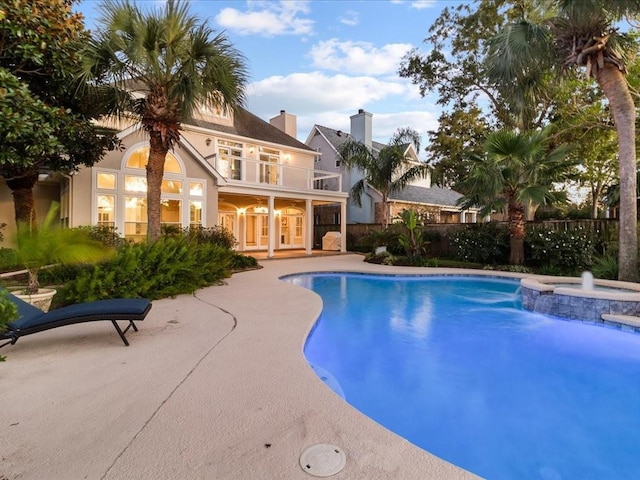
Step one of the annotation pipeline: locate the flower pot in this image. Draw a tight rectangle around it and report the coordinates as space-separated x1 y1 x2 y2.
11 288 57 312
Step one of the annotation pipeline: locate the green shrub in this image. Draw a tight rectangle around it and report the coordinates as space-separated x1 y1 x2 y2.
230 253 258 270
58 236 233 303
526 227 595 274
0 248 19 272
184 225 237 249
450 223 509 264
359 228 402 254
397 209 428 262
0 289 18 361
591 254 618 280
73 225 129 248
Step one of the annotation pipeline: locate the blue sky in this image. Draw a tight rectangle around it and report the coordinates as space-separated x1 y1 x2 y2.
76 0 464 148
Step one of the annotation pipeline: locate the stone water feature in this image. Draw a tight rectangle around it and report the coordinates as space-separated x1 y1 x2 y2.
521 274 640 330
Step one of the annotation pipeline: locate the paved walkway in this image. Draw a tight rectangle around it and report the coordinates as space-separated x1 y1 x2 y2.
1 255 484 480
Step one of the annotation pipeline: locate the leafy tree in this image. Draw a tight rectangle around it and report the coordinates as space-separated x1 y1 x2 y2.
399 0 559 196
545 78 618 218
458 129 572 265
0 0 117 226
426 105 489 191
82 0 248 240
486 0 640 280
400 0 555 132
337 128 429 228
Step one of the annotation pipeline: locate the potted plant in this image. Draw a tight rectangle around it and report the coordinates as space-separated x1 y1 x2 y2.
9 202 114 311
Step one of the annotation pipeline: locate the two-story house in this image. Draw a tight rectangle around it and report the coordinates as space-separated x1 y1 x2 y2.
0 108 348 257
305 110 479 225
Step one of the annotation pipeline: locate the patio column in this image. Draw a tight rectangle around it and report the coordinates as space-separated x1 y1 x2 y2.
305 198 313 255
268 196 275 258
340 201 347 253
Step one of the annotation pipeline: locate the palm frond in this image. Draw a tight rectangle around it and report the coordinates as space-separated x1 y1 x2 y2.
349 179 366 207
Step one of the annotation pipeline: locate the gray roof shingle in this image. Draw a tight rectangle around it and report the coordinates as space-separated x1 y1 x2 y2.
315 125 385 152
189 108 313 151
389 185 463 207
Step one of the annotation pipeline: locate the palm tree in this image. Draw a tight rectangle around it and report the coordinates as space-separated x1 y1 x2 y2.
458 129 571 265
81 0 248 240
485 0 639 280
337 128 429 228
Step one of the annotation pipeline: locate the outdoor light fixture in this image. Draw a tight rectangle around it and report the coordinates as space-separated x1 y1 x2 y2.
205 138 212 146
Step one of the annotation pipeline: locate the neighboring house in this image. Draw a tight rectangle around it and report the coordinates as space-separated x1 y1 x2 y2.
0 108 348 257
304 109 479 225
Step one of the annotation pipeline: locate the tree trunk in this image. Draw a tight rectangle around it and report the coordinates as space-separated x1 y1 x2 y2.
508 198 526 265
596 65 638 281
6 173 38 227
590 183 604 219
146 132 168 241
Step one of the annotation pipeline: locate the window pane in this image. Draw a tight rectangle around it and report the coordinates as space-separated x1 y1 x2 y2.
295 216 303 236
161 199 181 225
189 182 203 196
219 139 243 150
126 146 182 174
125 175 147 192
97 172 116 189
164 154 181 174
97 195 115 227
124 197 147 239
161 179 182 194
190 201 202 227
126 148 148 169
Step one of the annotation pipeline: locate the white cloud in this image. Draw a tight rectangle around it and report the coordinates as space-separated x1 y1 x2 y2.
215 1 313 36
245 72 436 143
309 39 413 76
339 10 359 26
389 0 436 9
247 71 409 116
371 111 439 149
411 0 436 9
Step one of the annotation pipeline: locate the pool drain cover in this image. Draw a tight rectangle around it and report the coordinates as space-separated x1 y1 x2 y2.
299 444 346 477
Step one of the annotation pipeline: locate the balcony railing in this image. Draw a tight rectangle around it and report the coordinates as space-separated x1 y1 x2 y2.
212 156 342 192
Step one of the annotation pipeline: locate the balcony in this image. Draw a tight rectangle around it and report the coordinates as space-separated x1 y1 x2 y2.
212 156 342 193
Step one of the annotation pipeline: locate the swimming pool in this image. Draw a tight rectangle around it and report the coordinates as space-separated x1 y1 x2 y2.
286 273 640 480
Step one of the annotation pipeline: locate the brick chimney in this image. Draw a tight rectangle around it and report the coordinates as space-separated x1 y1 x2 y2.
350 109 372 148
269 110 297 138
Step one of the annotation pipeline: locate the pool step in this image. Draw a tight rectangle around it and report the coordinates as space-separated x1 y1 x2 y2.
601 314 640 329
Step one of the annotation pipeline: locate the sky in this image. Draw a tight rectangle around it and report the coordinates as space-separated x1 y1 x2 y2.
75 0 465 151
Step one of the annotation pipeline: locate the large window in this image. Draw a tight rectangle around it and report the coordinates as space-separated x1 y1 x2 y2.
259 147 280 185
218 140 243 180
94 145 206 239
97 195 115 228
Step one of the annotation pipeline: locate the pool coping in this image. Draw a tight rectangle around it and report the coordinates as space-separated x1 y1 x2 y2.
2 254 486 480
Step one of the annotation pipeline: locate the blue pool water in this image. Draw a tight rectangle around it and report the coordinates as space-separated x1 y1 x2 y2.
286 273 640 480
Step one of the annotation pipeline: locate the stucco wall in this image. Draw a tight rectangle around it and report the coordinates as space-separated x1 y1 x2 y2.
0 181 60 246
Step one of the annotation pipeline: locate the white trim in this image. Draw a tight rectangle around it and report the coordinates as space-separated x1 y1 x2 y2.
182 123 315 157
92 144 210 236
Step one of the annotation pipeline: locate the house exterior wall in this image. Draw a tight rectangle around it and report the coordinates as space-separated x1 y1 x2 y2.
0 181 60 243
306 128 373 224
2 108 347 255
72 129 220 239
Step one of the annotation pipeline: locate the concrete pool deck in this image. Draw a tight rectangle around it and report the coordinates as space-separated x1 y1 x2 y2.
0 254 498 480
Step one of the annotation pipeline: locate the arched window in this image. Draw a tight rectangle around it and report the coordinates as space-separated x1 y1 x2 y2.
94 144 205 240
125 147 182 174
